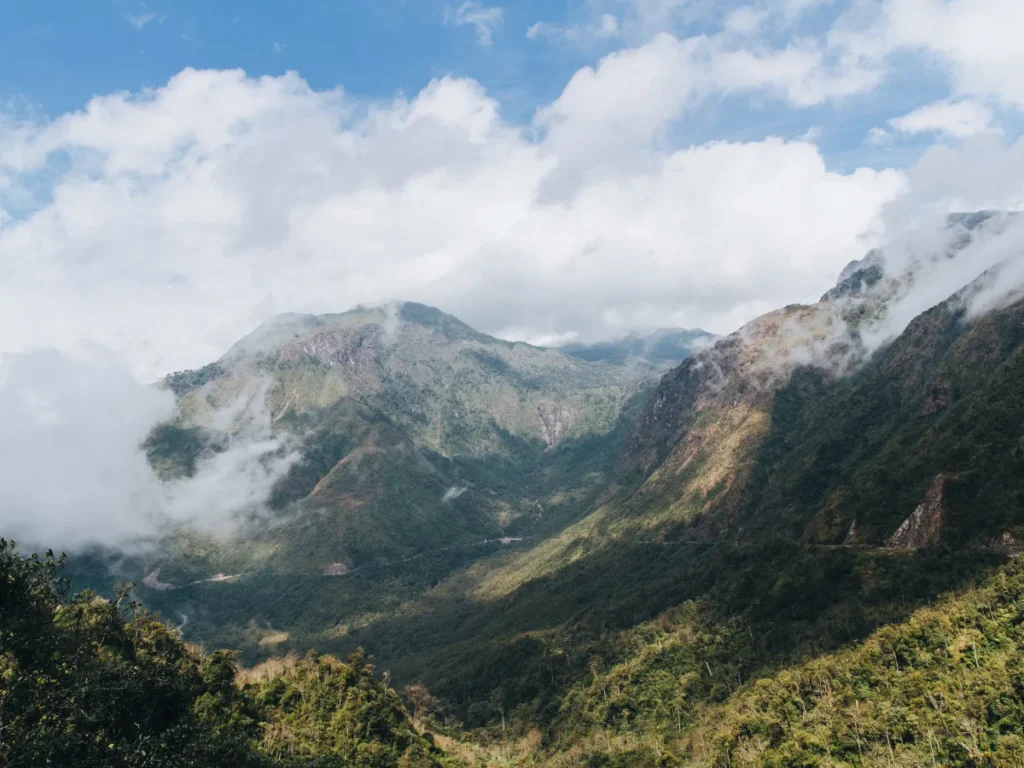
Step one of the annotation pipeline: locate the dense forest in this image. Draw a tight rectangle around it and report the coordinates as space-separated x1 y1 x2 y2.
0 539 454 768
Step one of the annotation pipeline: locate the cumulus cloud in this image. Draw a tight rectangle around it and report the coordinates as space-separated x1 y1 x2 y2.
889 99 994 139
446 3 504 46
822 0 1024 113
0 65 903 381
873 0 1024 107
0 350 297 551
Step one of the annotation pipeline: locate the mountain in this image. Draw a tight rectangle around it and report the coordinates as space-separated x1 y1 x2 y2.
52 213 1024 766
245 212 1022 763
558 328 715 365
129 300 660 589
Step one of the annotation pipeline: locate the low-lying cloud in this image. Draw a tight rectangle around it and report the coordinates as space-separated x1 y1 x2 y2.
692 133 1024 384
442 486 468 503
0 350 297 551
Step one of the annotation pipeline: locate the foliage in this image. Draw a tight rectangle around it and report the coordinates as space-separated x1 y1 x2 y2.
143 424 215 479
682 558 1024 766
0 540 456 768
164 362 227 396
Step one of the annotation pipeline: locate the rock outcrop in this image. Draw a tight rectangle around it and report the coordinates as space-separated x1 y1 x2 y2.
990 532 1024 557
536 401 572 447
887 474 945 549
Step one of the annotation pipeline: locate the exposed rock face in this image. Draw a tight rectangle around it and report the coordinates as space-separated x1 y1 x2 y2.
843 520 857 546
536 401 572 446
294 328 383 368
323 562 349 576
821 251 884 302
888 474 945 549
623 303 841 475
990 532 1024 557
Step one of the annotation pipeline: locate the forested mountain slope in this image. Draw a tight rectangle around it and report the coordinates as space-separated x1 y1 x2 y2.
0 540 457 768
294 213 1024 764
135 301 659 579
43 212 1024 766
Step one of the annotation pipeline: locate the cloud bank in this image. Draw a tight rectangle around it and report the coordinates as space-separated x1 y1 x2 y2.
0 64 904 381
0 350 296 551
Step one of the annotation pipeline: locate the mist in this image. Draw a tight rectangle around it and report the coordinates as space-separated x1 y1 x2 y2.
0 349 297 552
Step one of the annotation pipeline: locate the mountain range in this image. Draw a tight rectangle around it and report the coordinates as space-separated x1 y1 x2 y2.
59 211 1024 766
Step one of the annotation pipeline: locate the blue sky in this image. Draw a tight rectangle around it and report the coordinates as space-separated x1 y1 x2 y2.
2 0 1024 377
2 1 585 122
0 0 982 169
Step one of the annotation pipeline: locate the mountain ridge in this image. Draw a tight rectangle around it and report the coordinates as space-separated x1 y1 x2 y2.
55 212 1024 767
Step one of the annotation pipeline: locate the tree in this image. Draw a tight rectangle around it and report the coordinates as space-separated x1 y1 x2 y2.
403 684 439 723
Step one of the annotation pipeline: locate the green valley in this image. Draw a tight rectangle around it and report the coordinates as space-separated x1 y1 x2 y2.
11 215 1024 767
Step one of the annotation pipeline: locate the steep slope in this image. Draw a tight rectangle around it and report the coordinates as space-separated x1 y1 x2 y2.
679 557 1024 767
145 302 658 571
68 213 1024 767
270 213 1024 753
98 302 664 660
592 211 1023 544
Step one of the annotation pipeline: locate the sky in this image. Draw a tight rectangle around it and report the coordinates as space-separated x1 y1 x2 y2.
2 0 1024 380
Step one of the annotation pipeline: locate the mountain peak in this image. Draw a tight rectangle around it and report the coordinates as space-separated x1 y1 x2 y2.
222 301 498 363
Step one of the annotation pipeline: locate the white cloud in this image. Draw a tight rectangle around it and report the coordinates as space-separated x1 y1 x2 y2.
447 2 504 46
889 99 994 139
723 7 767 37
830 0 1024 108
0 350 174 548
0 66 905 381
535 29 881 184
833 135 1024 355
866 127 893 146
556 0 1024 117
527 13 620 43
883 0 1024 106
0 349 298 550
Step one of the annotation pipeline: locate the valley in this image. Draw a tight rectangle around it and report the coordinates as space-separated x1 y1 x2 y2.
52 212 1024 766
7 6 1024 765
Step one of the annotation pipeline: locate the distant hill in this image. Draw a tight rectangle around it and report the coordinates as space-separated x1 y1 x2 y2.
558 328 715 365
